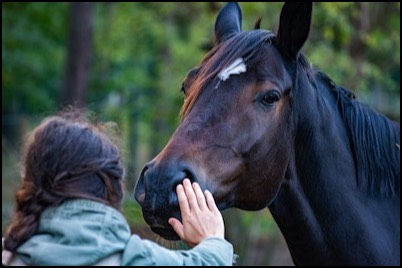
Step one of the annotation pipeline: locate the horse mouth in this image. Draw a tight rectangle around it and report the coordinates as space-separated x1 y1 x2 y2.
141 209 181 240
151 226 180 240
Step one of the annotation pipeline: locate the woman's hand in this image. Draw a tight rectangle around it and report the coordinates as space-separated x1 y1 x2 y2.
168 178 225 247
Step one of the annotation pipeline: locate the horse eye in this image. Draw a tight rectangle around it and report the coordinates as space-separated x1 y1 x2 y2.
261 90 281 106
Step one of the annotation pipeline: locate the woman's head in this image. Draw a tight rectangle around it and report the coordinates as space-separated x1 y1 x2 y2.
4 113 125 251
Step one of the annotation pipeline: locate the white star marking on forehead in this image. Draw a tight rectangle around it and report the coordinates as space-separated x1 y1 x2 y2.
218 58 247 81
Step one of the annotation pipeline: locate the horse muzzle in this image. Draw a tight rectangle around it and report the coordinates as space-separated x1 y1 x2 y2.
134 159 197 240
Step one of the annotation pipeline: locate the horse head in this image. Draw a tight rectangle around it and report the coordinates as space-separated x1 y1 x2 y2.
134 2 312 240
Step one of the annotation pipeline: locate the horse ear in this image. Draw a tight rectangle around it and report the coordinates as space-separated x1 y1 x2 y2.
276 2 312 59
215 2 242 44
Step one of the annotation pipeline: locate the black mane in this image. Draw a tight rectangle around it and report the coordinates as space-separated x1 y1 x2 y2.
317 72 400 196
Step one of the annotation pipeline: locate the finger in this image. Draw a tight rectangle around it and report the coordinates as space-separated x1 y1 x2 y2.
192 182 207 210
176 184 190 217
182 179 198 211
205 190 220 213
168 218 184 239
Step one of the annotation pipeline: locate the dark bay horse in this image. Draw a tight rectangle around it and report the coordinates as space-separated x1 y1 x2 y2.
134 2 400 265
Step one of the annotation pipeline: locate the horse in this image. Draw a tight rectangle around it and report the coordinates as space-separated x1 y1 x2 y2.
134 2 400 265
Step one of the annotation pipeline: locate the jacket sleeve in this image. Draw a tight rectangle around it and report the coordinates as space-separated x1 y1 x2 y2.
121 235 234 266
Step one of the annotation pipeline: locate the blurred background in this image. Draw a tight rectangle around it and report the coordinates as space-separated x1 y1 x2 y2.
2 2 400 266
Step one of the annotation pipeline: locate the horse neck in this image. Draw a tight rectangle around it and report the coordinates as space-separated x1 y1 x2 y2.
269 117 356 265
268 75 400 265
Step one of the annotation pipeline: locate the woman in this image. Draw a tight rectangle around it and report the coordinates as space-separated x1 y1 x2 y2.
2 114 234 266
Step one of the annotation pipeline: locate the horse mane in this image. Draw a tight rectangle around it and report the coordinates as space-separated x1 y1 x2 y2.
317 72 400 197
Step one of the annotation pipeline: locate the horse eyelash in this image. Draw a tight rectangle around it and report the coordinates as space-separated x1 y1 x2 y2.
254 17 262 29
180 83 186 94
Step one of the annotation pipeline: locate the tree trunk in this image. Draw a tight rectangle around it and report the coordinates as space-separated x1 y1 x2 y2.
60 2 93 108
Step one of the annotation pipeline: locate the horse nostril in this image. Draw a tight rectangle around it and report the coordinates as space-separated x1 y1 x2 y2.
140 164 150 177
171 167 197 192
134 164 151 204
183 168 196 183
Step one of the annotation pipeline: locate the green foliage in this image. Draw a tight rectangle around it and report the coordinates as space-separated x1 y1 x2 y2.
2 2 68 113
306 2 400 118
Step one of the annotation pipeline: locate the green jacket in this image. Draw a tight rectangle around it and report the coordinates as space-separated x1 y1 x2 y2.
12 199 234 266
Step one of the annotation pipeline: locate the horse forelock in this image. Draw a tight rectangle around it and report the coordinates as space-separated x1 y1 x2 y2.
180 30 275 120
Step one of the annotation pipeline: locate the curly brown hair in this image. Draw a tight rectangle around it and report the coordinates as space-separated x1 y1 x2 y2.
3 113 125 252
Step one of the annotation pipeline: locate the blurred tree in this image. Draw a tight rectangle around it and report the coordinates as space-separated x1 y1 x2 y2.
2 2 68 145
60 2 94 108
